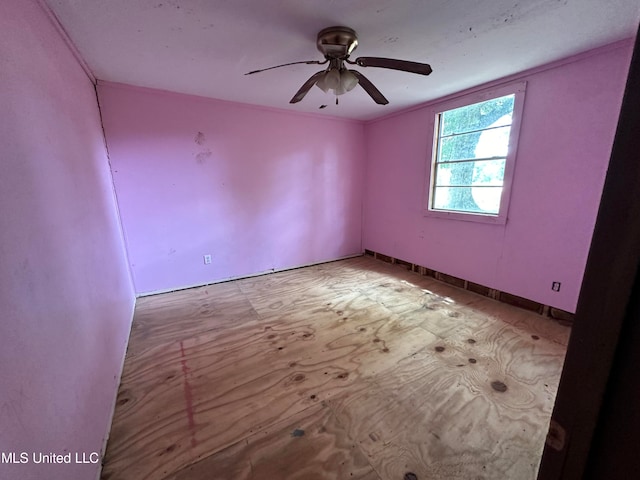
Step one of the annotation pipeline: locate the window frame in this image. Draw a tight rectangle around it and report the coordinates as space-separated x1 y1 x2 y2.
424 81 527 224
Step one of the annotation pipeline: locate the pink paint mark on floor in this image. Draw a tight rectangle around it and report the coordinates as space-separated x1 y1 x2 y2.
179 340 198 448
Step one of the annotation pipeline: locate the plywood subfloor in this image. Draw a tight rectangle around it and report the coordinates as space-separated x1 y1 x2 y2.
101 256 570 480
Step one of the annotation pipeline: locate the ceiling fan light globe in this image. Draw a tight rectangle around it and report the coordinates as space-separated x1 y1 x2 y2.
340 70 359 92
334 84 347 95
315 72 332 93
324 68 341 90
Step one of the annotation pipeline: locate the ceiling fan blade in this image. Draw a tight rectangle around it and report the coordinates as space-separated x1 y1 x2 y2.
290 71 327 104
350 70 388 105
353 57 432 76
245 59 327 75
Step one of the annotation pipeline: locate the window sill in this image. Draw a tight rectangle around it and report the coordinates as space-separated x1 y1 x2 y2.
422 208 508 225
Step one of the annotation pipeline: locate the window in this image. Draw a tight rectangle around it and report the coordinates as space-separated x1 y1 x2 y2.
426 82 526 223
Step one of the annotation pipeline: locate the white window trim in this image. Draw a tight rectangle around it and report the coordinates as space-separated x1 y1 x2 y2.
423 81 527 225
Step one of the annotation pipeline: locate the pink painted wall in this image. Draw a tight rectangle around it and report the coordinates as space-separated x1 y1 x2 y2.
0 2 135 480
363 41 633 313
98 83 365 294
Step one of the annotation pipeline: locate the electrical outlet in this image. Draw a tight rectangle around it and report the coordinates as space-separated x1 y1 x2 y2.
203 254 212 265
552 281 561 292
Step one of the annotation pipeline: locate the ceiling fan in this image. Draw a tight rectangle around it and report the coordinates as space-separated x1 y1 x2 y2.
245 26 433 105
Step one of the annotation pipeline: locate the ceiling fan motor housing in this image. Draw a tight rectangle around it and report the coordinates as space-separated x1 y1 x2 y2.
316 26 359 59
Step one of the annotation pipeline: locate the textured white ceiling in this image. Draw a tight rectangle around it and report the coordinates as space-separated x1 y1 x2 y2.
45 0 639 120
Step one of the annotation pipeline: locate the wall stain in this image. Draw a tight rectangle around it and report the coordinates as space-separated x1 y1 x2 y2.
196 149 212 164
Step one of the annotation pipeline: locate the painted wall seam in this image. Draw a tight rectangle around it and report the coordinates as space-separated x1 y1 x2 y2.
96 80 367 125
95 84 138 293
36 0 96 84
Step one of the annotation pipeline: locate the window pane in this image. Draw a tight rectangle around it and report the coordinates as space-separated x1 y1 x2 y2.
441 94 515 136
432 186 503 215
439 125 512 161
435 159 506 187
429 87 523 218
